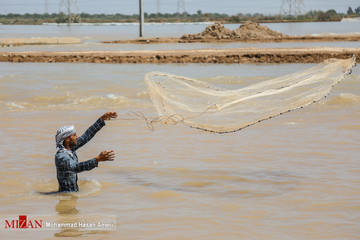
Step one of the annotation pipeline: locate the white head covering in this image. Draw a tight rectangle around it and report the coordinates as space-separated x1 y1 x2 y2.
55 125 76 150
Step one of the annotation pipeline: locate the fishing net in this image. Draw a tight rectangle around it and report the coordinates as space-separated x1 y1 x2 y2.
145 56 357 133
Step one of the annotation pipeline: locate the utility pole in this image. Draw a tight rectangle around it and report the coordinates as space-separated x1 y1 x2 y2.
139 0 144 37
67 0 71 26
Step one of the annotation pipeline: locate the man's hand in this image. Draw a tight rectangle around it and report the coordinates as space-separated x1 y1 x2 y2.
96 150 115 163
100 111 118 121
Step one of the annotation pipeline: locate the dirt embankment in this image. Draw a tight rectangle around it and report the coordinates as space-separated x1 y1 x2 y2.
103 21 360 44
1 48 358 64
0 37 82 47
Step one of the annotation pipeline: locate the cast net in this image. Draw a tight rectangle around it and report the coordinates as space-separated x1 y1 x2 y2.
145 56 356 133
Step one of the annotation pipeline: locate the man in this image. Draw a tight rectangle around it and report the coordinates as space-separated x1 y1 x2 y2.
55 111 117 192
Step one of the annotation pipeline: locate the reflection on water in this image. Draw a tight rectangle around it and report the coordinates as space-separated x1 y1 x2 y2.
54 197 115 237
53 192 115 237
54 197 82 237
56 197 79 214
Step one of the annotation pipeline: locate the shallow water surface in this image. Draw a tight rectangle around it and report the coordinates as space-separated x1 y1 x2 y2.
0 62 359 239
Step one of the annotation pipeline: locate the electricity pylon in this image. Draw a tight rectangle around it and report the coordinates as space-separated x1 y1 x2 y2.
59 0 80 25
177 0 186 14
280 0 305 16
45 0 48 14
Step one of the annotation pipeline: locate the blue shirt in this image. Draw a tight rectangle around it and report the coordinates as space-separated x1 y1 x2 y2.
55 118 105 192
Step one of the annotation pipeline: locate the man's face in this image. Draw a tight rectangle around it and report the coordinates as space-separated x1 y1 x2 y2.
67 133 78 148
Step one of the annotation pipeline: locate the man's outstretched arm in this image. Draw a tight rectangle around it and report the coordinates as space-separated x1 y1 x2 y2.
56 150 115 174
56 153 98 174
74 111 118 151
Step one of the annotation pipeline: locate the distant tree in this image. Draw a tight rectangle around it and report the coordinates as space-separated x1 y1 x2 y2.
326 9 337 18
56 12 67 23
317 10 339 21
229 15 240 22
0 8 353 25
355 6 360 14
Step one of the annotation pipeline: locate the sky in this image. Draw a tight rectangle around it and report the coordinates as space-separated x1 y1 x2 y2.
0 0 358 15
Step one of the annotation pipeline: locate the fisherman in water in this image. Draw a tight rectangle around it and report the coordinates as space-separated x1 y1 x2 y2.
55 111 117 192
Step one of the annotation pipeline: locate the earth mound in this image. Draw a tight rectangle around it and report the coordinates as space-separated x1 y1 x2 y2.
181 21 288 40
233 21 286 39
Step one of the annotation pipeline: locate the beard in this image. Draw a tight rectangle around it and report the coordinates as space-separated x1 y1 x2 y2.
69 139 77 149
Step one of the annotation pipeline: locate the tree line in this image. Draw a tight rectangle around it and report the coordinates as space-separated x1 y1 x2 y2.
0 7 359 25
347 6 360 14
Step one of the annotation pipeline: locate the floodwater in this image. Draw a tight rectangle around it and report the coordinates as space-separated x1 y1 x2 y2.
0 22 360 239
1 21 360 52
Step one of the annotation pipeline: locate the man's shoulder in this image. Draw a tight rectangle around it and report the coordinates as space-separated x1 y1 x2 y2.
55 150 73 161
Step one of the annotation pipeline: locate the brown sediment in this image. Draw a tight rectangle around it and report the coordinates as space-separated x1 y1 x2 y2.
1 47 359 64
0 37 82 47
102 21 360 44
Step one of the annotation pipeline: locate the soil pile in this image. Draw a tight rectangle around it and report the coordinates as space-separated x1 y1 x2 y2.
181 22 235 40
233 21 287 39
181 21 287 40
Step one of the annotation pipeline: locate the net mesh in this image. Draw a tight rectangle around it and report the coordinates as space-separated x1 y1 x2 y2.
145 56 357 133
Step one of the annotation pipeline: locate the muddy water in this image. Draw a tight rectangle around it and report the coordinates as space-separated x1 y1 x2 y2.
0 62 359 239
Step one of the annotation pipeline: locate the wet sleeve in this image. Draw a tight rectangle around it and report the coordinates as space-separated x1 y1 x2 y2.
74 158 98 173
74 118 105 150
56 153 98 173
